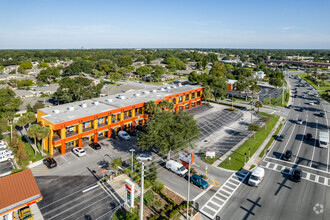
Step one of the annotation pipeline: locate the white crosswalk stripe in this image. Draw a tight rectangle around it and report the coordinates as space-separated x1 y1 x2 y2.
200 171 249 219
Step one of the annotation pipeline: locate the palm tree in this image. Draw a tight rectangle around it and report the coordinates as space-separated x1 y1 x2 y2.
17 116 28 129
27 124 40 155
36 126 51 155
111 157 122 176
25 112 36 128
254 100 263 112
159 101 168 111
145 101 158 115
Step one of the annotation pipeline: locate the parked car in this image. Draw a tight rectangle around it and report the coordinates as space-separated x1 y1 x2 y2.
72 147 86 157
0 140 7 149
190 174 209 189
287 105 293 109
248 167 265 186
90 143 101 150
320 112 325 117
166 160 188 177
118 130 131 140
277 134 285 142
305 133 313 140
301 95 305 98
282 150 292 161
297 118 303 124
309 102 314 106
300 108 305 112
136 153 153 161
19 207 33 220
0 149 14 162
290 168 302 182
43 157 57 168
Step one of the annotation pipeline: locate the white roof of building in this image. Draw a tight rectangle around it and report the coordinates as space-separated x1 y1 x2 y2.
40 84 202 125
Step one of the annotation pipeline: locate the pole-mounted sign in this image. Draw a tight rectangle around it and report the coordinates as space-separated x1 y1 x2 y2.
125 179 135 208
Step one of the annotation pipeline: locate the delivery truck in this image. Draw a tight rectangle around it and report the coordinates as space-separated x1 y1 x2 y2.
319 131 329 148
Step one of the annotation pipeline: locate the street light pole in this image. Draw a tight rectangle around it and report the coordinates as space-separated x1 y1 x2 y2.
140 162 144 220
186 154 192 220
130 149 135 173
10 123 12 140
250 100 253 123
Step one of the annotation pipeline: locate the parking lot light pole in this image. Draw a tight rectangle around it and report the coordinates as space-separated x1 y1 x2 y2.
130 149 135 173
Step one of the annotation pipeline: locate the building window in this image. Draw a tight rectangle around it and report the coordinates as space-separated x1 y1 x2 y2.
179 96 183 103
186 94 189 100
192 93 195 99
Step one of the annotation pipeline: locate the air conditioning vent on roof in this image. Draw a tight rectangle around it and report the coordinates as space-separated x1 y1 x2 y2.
134 93 141 97
81 103 87 108
106 98 113 102
53 109 60 114
93 101 99 105
143 91 150 95
68 106 74 111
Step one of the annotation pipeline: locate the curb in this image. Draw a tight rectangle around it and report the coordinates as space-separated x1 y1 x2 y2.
28 159 44 169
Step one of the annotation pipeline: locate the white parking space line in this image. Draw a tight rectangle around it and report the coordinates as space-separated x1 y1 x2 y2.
71 152 80 160
322 105 330 172
60 155 71 164
294 117 308 164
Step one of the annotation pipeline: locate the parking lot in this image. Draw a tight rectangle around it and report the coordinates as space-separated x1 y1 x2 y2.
0 159 15 176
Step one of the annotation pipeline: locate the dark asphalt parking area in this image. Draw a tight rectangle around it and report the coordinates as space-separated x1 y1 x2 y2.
36 175 120 220
0 159 15 174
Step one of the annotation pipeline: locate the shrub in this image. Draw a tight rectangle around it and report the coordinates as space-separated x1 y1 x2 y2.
152 180 165 193
144 190 155 206
154 200 163 208
200 174 208 180
150 214 160 220
144 180 153 189
190 168 197 174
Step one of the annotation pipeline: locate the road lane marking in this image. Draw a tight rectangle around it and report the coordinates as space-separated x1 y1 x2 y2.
294 117 308 164
192 185 214 202
279 122 297 159
310 119 318 167
82 184 99 193
60 155 71 164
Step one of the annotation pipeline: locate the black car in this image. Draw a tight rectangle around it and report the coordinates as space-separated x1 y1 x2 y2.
320 112 325 117
90 143 101 150
300 108 305 112
305 133 313 140
282 150 292 161
43 157 57 168
287 105 293 109
277 134 285 142
291 168 302 182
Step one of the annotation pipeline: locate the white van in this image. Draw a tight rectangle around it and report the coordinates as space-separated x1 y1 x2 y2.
165 160 188 177
0 149 14 162
248 167 265 186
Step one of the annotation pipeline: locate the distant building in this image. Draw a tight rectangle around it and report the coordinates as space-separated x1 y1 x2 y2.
254 71 266 79
14 89 35 98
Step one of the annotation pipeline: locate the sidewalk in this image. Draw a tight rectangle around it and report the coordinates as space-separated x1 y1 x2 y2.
30 203 44 220
243 116 283 170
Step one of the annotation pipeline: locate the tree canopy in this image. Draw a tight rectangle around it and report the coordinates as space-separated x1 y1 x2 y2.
137 111 200 159
37 67 60 82
0 87 22 117
136 66 151 76
63 60 93 75
54 76 103 103
38 62 49 68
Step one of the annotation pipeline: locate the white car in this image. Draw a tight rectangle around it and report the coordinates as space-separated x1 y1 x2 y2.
309 102 314 106
118 130 131 140
72 147 86 157
0 140 7 149
136 153 153 161
297 118 303 125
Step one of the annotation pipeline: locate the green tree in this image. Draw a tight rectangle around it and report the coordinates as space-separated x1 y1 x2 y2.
202 86 214 101
117 56 133 67
36 126 51 154
146 54 154 64
0 87 22 118
145 162 157 183
136 66 151 76
188 71 199 83
26 103 34 113
25 112 36 127
18 62 33 73
54 76 103 103
63 60 93 75
208 76 227 101
254 100 263 112
209 61 226 77
269 78 283 88
109 72 122 82
248 123 260 139
17 79 34 89
16 116 29 129
111 157 123 175
137 111 200 159
37 67 60 82
0 66 5 73
32 102 45 113
27 124 40 155
145 101 158 115
152 66 166 81
38 62 49 69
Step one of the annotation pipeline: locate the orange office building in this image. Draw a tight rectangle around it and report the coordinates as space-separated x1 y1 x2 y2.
37 84 203 155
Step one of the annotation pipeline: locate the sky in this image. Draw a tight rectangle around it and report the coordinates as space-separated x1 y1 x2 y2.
0 0 330 49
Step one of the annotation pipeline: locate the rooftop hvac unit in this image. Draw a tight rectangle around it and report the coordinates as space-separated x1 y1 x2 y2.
134 93 141 97
81 103 87 108
53 109 60 114
68 106 74 111
106 98 113 102
93 101 99 105
143 91 150 95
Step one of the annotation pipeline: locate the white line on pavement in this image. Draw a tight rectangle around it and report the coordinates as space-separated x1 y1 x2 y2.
322 105 330 172
279 122 297 159
82 184 99 193
310 119 318 167
294 117 308 164
60 155 71 164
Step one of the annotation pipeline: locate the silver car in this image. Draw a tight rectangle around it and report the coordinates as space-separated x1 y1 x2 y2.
136 153 153 161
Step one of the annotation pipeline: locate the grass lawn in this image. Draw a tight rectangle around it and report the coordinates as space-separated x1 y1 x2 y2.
19 136 44 166
297 73 330 91
263 89 289 107
219 112 280 171
259 123 283 157
319 92 330 103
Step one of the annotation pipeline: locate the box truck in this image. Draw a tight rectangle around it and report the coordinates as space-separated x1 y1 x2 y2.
319 131 329 148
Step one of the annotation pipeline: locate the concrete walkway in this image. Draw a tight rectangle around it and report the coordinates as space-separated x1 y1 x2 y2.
243 117 283 170
30 203 44 220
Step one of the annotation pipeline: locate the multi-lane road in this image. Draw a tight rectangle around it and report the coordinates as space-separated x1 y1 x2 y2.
212 71 330 220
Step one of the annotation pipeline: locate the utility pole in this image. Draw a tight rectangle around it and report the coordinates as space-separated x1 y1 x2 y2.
130 149 135 173
250 100 253 123
139 162 144 220
186 154 192 220
10 123 12 140
282 82 284 105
